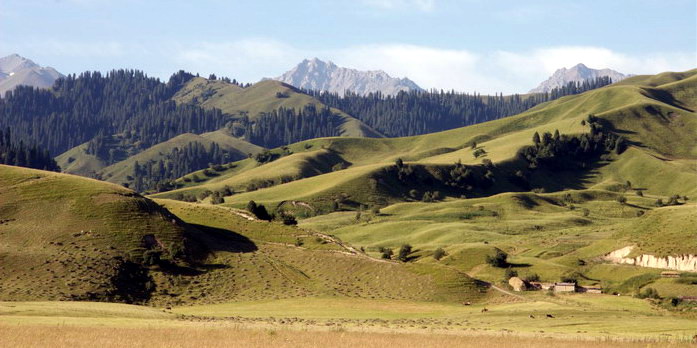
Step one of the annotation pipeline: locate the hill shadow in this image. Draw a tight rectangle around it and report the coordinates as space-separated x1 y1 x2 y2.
189 223 258 253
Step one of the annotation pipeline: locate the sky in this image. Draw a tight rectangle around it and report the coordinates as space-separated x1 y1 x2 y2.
1 0 695 94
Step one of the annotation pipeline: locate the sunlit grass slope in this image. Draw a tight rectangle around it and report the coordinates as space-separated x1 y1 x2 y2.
173 77 383 138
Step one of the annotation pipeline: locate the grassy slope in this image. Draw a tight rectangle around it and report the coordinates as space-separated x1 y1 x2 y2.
172 78 383 138
151 199 487 307
0 164 487 306
98 132 261 186
58 131 263 187
155 69 697 210
154 69 697 298
0 164 191 301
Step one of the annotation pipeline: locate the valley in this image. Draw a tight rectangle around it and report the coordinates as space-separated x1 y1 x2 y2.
0 66 695 346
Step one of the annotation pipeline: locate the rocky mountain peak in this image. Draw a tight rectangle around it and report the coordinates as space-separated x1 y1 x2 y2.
529 63 629 94
275 58 422 96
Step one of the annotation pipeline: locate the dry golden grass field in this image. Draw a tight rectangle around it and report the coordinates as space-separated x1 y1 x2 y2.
1 324 694 348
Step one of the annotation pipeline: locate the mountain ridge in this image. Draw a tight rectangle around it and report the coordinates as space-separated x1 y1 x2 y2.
275 58 423 96
529 63 628 93
0 53 64 96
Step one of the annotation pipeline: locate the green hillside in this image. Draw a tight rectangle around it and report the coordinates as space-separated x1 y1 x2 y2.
0 164 488 307
173 78 383 138
0 164 196 303
155 69 697 210
149 69 697 300
58 130 263 189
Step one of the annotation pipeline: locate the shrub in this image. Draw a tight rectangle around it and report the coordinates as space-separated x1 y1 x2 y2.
433 247 447 260
210 192 224 204
281 214 297 226
397 244 412 262
486 250 508 268
637 287 660 299
381 248 393 259
473 148 487 158
636 190 643 197
246 200 272 221
655 198 664 207
143 250 161 266
617 196 627 205
524 273 540 282
560 275 577 283
582 208 590 217
370 206 381 215
636 210 645 217
505 268 518 279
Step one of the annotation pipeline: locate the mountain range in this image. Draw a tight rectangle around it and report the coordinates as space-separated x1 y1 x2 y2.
275 58 423 96
529 63 628 93
0 54 63 96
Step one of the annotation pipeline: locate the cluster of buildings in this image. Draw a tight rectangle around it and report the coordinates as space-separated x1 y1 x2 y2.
508 277 602 293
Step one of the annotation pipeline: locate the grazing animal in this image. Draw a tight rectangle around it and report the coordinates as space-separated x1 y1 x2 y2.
529 314 535 319
546 314 554 318
481 308 488 313
463 301 471 306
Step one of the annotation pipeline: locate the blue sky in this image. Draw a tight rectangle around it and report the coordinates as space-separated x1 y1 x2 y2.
1 0 695 93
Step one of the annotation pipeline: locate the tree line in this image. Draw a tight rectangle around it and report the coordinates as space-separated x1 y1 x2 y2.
306 76 614 137
241 104 342 148
130 141 235 192
0 70 228 161
0 128 60 171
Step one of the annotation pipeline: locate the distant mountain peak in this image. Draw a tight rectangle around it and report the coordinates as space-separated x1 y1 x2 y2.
0 54 63 96
275 58 422 96
529 63 629 94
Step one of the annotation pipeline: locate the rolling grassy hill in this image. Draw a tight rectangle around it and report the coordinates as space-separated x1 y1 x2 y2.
0 164 195 303
155 69 697 209
0 164 488 307
172 78 383 138
151 69 697 299
57 130 263 188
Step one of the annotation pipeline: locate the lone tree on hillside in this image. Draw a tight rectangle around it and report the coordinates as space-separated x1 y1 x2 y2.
246 200 272 221
380 247 393 260
486 250 508 268
395 158 404 168
397 244 413 262
433 247 447 260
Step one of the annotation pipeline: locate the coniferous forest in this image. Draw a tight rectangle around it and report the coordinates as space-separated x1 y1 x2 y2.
0 128 60 171
0 70 227 157
242 105 342 148
309 77 613 137
0 67 613 192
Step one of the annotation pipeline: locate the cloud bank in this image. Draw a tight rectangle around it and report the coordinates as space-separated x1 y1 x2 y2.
173 40 694 94
4 38 694 94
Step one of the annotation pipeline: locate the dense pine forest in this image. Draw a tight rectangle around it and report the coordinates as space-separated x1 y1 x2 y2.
309 77 613 137
0 70 227 158
129 141 234 192
0 128 59 171
242 105 342 148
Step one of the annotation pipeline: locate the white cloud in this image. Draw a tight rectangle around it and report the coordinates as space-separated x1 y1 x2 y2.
174 39 305 82
8 37 694 94
360 0 436 12
494 46 696 91
175 40 695 93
